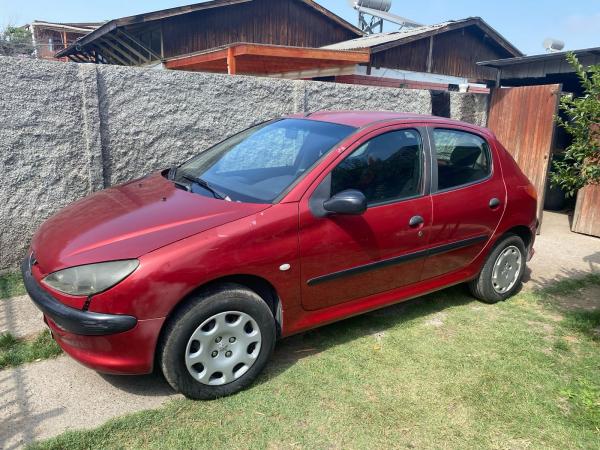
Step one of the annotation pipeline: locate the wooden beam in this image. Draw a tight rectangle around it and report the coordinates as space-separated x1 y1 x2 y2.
82 49 99 64
164 44 369 73
94 43 128 65
88 48 106 64
160 24 165 59
72 54 88 63
97 40 137 65
426 35 433 73
268 65 356 79
233 44 370 63
105 34 150 63
166 49 229 69
117 29 162 61
227 47 237 75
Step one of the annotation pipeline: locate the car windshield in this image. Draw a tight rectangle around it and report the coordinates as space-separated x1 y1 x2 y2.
173 118 356 204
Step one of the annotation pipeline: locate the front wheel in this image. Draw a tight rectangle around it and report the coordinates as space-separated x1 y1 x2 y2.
469 234 526 304
159 284 276 400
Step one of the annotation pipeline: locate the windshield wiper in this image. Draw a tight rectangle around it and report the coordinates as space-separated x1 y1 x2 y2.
167 167 192 192
181 174 227 200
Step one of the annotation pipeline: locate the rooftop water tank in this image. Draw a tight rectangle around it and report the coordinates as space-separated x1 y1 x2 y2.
543 38 565 53
354 0 393 12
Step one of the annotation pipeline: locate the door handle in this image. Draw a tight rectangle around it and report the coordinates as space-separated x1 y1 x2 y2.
489 198 501 209
409 215 424 228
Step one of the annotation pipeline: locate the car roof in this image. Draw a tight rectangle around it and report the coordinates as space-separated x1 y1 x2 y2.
287 111 488 133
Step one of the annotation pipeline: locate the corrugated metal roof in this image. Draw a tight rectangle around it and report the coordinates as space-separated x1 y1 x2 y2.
322 22 452 50
322 17 522 57
28 21 103 32
478 46 600 68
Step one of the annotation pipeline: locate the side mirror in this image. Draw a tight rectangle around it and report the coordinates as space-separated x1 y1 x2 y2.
323 190 367 216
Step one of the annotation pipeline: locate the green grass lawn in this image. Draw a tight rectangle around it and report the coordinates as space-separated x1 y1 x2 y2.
30 276 600 449
0 272 26 299
0 330 62 369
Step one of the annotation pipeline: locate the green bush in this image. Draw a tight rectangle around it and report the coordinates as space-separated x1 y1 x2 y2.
552 53 600 197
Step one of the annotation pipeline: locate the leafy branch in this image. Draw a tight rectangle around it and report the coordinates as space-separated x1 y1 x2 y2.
551 53 600 197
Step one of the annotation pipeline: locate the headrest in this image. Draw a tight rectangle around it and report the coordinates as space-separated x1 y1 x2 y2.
450 146 481 167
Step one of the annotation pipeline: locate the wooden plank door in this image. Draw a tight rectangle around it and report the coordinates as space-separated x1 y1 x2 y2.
487 84 562 229
572 185 600 237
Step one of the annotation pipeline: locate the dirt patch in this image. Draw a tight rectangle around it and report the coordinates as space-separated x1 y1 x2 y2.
526 320 556 336
549 285 600 312
371 331 386 342
424 312 447 328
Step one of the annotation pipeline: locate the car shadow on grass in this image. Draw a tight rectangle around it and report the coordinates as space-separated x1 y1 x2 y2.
260 284 476 384
97 284 477 398
72 271 600 402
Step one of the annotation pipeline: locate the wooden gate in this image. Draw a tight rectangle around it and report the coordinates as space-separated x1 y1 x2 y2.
487 84 562 228
572 185 600 237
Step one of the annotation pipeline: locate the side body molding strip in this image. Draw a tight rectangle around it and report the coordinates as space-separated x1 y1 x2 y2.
307 235 489 287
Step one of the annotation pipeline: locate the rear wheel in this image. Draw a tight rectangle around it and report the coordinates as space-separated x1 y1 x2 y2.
159 284 276 400
469 234 526 304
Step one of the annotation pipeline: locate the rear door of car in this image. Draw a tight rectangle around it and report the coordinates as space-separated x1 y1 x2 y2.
421 125 507 281
298 124 434 311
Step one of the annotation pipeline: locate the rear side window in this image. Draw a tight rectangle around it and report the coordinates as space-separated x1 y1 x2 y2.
331 129 423 205
433 129 492 191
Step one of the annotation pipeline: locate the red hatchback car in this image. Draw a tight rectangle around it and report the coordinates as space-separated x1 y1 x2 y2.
23 112 537 399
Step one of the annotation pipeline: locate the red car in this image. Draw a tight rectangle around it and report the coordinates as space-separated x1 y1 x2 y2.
22 112 537 399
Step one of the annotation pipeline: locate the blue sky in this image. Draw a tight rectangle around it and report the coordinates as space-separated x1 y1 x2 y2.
1 0 599 56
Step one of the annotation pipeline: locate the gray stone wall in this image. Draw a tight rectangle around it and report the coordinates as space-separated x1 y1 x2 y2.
0 56 488 271
450 92 489 127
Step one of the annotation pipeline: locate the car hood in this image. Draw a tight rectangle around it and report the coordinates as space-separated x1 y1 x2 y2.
32 172 270 273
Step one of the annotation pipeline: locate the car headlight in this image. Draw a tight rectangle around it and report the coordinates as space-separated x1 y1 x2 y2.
43 260 139 296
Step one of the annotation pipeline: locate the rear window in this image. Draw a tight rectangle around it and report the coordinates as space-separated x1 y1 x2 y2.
433 129 492 191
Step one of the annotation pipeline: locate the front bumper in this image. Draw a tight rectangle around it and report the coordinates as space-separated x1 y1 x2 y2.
21 256 137 336
22 256 164 374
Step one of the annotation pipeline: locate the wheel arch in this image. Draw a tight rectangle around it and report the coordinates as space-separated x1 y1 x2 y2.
159 274 283 342
503 225 533 252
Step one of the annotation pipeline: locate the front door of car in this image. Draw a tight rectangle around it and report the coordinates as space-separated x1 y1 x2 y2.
298 126 433 311
421 126 507 280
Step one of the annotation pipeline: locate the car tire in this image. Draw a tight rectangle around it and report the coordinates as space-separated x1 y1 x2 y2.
159 283 276 400
469 234 526 304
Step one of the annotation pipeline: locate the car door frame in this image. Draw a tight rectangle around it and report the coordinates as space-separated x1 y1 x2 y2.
424 124 499 195
296 121 435 310
420 123 507 280
301 121 434 206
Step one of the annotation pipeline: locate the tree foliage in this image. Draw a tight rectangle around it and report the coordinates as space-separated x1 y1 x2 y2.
0 25 34 57
551 53 600 197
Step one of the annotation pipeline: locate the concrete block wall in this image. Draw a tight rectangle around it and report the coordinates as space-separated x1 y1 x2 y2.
0 56 488 271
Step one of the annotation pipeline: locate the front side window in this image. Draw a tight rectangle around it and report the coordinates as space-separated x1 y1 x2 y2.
175 119 356 204
433 129 492 191
330 129 423 205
